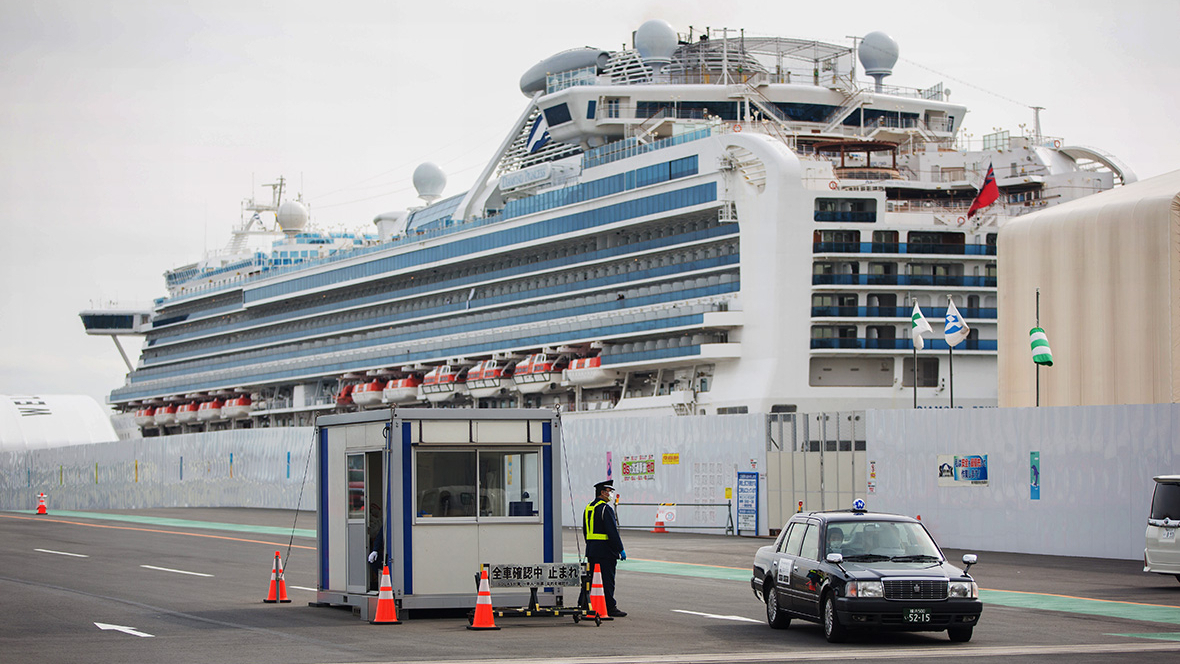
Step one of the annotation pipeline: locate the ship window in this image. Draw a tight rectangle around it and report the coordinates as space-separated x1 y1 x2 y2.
586 100 596 120
901 357 939 387
543 103 572 126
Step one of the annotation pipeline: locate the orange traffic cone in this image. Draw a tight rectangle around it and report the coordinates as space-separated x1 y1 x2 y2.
370 565 401 624
467 568 500 630
264 551 291 603
36 492 47 515
587 563 613 621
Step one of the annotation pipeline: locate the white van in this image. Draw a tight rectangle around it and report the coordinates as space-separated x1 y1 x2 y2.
1144 475 1180 582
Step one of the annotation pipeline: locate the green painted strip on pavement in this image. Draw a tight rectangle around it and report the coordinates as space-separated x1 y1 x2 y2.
980 589 1180 625
7 509 316 539
1109 633 1180 641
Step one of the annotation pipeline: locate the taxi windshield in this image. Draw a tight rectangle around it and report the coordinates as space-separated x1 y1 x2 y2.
825 520 942 560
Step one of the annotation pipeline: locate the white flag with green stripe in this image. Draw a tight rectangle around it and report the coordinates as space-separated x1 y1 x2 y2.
911 303 933 351
1030 327 1053 366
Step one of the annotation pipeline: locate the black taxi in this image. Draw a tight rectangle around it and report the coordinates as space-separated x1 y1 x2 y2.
751 506 982 642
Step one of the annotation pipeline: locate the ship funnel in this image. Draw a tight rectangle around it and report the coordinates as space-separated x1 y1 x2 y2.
412 162 446 204
635 19 678 75
373 210 408 242
858 31 899 92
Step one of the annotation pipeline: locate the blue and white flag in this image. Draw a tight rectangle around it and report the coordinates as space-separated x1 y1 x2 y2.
526 112 550 153
944 298 970 347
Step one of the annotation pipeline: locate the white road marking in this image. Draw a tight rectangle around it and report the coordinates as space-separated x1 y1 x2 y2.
139 564 213 577
34 548 88 558
672 609 762 623
94 622 154 638
289 585 317 592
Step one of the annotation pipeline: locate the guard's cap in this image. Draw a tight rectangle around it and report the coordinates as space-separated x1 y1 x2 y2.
594 479 614 492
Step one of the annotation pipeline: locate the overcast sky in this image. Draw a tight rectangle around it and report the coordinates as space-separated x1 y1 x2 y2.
2 0 1177 408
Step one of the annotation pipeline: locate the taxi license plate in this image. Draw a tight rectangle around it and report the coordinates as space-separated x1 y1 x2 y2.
903 608 932 623
1163 528 1176 541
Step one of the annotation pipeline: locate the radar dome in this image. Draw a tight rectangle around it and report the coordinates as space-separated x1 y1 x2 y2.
859 31 899 90
413 162 446 203
635 19 678 71
276 200 309 234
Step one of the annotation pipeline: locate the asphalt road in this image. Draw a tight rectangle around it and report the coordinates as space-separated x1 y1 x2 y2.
2 507 1180 664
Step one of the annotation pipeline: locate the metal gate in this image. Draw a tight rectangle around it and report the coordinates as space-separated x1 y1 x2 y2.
764 412 867 533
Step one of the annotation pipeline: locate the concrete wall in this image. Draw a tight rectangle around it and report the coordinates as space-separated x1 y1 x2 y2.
867 404 1180 560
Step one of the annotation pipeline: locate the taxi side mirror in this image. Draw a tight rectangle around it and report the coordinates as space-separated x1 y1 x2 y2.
962 553 977 574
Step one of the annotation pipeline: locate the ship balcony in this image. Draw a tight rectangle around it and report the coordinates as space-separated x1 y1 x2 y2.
810 306 996 319
812 242 996 256
812 274 996 288
810 338 996 351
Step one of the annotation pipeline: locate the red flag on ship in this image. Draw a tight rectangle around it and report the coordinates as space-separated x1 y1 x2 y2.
967 163 998 219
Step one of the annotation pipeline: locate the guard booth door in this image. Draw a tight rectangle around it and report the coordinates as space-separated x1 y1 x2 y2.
346 451 385 594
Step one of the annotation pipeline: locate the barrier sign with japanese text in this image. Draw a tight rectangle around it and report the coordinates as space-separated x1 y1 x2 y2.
937 454 989 486
485 563 582 587
622 455 655 481
737 471 758 534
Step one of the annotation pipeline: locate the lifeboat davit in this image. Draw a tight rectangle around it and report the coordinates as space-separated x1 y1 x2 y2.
351 380 385 407
564 356 621 388
197 399 224 421
175 402 199 424
513 353 566 394
223 395 254 419
133 407 156 427
383 376 422 404
153 404 177 426
421 365 468 403
466 359 514 399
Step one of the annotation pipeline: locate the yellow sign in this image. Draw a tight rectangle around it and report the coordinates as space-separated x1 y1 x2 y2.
661 453 680 465
725 487 732 499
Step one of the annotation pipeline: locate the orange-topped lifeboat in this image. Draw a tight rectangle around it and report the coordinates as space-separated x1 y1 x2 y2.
153 404 177 426
564 355 621 388
466 359 514 399
351 380 385 407
383 376 422 404
223 395 254 419
421 365 468 403
175 402 199 424
512 353 567 394
133 407 156 427
197 399 224 421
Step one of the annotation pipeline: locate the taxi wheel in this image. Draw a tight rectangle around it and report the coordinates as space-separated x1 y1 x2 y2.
948 626 974 642
765 584 790 629
822 594 846 643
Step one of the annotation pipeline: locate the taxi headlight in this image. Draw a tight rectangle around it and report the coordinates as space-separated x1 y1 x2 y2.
846 580 883 598
948 580 978 598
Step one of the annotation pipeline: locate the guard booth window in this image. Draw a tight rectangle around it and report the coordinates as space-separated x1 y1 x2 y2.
416 449 540 519
347 454 366 519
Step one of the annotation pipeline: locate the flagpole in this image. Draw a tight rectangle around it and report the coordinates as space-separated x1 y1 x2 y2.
948 343 954 408
912 339 918 409
1035 288 1041 407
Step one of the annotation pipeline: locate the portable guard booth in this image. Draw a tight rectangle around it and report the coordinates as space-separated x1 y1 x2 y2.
313 408 565 619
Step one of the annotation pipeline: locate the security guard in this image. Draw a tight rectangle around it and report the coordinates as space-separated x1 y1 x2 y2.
583 479 626 617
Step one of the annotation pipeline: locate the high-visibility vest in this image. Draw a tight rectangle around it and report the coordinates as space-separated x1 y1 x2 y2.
584 499 608 540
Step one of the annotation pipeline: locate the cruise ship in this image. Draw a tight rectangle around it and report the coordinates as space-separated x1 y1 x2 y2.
81 20 1135 436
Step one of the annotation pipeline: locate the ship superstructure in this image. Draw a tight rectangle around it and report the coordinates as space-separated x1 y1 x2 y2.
83 21 1134 434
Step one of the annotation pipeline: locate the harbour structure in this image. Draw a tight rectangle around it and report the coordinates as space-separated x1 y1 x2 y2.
81 21 1135 436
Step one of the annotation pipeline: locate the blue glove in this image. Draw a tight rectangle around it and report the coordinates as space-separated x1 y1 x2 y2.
620 550 627 560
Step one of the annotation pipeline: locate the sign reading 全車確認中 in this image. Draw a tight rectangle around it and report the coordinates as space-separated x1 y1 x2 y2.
936 454 988 486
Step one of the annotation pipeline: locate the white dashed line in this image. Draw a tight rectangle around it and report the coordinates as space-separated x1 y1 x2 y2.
289 585 317 592
672 609 762 623
34 548 89 558
140 564 213 577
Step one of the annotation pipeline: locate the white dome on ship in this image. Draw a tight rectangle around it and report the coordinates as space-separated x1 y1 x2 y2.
413 162 446 202
859 31 899 76
635 19 678 71
276 200 309 233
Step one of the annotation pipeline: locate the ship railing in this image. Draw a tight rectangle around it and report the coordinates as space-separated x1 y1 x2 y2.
810 306 997 319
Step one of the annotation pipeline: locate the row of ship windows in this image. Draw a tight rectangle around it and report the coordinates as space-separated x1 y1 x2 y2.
813 261 998 278
115 309 721 401
150 213 730 346
499 156 698 219
144 248 740 367
131 276 740 383
243 183 718 304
